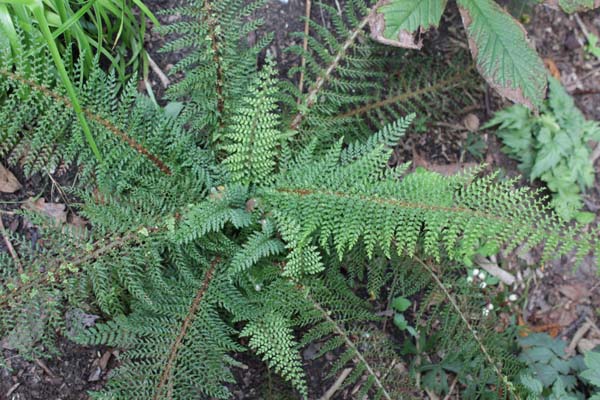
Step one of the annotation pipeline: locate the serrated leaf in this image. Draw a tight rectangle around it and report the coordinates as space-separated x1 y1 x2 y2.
393 313 408 329
457 0 547 109
370 0 447 48
531 142 561 180
582 351 600 387
519 374 543 394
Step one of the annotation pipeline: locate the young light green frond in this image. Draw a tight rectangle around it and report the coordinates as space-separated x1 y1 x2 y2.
172 185 252 244
221 58 283 184
264 141 597 263
228 219 286 276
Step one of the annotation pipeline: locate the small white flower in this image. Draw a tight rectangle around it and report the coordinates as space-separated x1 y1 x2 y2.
487 303 494 310
508 294 518 302
254 284 262 292
479 282 487 289
472 268 480 276
467 276 474 283
478 272 486 280
482 308 490 317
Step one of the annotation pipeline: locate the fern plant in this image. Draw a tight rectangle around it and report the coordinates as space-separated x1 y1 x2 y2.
1 0 599 399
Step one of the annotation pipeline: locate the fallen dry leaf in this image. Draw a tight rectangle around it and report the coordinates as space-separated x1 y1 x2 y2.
544 58 561 79
23 197 67 225
0 164 22 193
558 283 590 301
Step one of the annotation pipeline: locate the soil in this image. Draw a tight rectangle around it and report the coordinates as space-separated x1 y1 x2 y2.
1 1 600 399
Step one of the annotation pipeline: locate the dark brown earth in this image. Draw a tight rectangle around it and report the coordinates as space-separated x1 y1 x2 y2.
1 2 599 399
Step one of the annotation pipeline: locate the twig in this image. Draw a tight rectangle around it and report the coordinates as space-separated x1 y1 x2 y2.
0 217 22 274
297 0 312 97
475 255 516 286
147 54 171 88
319 367 352 400
35 358 57 379
566 320 592 356
573 13 590 39
5 382 20 397
45 171 75 215
442 375 459 400
591 142 600 165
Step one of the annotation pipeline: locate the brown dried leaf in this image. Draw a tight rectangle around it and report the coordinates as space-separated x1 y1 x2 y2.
22 197 67 225
558 283 590 301
544 58 561 80
0 164 22 193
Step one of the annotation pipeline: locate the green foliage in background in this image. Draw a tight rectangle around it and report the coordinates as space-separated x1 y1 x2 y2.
373 0 599 110
518 333 600 399
485 77 600 222
0 0 157 81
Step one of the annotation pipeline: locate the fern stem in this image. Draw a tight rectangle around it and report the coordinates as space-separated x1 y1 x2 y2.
309 296 393 400
414 256 520 400
202 0 225 122
153 257 219 400
290 9 372 130
0 230 147 308
0 69 172 175
276 187 499 221
297 0 312 97
335 67 474 120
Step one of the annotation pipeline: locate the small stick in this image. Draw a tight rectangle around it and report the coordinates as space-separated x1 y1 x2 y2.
0 217 22 274
442 375 459 400
35 359 58 379
6 382 20 397
319 367 352 400
147 54 171 88
573 13 590 40
566 321 592 356
297 0 312 97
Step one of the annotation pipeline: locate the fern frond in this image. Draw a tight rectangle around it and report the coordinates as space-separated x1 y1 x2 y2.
221 58 284 184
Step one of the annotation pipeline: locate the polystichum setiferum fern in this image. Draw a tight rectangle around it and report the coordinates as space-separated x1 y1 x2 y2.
0 1 598 399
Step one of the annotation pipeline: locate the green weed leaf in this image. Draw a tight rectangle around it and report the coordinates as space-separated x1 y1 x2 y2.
457 0 547 109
